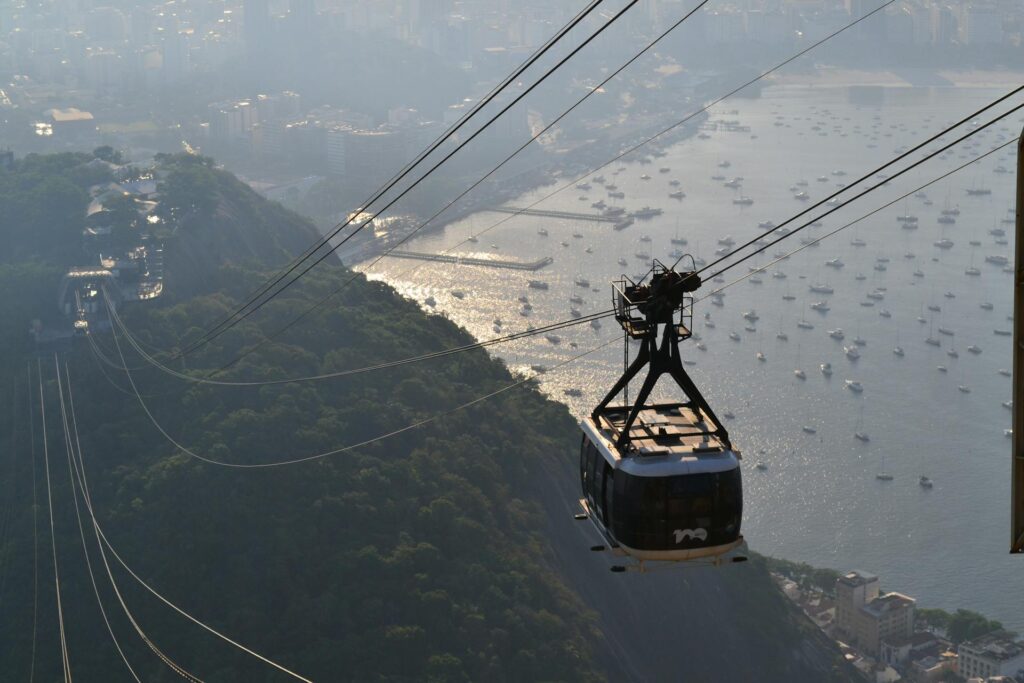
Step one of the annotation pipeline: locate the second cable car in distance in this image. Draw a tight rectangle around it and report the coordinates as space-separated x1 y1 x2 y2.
578 259 746 571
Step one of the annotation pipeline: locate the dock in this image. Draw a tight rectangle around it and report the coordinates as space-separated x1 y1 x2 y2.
388 251 554 271
484 206 621 223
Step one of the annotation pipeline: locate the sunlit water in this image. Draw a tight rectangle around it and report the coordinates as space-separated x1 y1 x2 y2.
357 84 1024 628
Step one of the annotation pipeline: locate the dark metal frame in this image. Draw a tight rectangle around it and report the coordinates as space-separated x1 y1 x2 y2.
1012 129 1023 554
593 261 731 451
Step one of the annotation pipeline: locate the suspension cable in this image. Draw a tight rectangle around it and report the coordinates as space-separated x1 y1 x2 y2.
54 359 141 682
186 0 608 352
181 0 645 356
37 359 72 682
61 365 311 681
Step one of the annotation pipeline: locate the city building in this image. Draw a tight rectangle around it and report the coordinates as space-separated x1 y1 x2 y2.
835 570 915 657
958 632 1024 680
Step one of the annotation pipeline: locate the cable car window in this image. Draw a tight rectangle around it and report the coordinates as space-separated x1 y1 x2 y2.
585 443 600 509
600 461 613 523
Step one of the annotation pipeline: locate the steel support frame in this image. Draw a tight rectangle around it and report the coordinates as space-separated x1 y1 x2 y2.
593 321 730 451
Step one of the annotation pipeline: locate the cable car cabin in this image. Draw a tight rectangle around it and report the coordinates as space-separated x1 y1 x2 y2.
577 260 744 568
580 403 743 563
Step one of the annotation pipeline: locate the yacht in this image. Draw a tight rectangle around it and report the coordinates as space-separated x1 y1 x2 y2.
537 228 548 236
985 255 1009 266
669 190 685 199
729 332 741 342
758 220 776 229
798 320 814 330
880 309 892 319
742 310 760 322
617 257 628 267
958 385 971 394
756 352 766 362
845 380 864 393
732 196 754 206
820 362 833 376
876 472 894 482
966 266 981 276
844 346 860 360
934 239 954 249
893 346 905 357
794 368 806 379
802 426 817 434
926 337 941 347
828 328 845 340
919 476 933 489
809 283 834 294
967 345 982 354
850 238 867 247
855 432 870 443
810 301 831 312
853 336 867 346
825 258 844 269
634 207 663 219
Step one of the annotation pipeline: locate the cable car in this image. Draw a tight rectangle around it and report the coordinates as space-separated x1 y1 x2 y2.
577 260 745 570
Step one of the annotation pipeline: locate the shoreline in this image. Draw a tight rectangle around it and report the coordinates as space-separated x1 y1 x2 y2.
768 67 1024 89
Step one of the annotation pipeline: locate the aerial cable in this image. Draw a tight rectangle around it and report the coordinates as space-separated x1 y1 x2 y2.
60 367 307 681
53 359 142 682
196 0 899 374
699 100 1024 284
687 87 1024 285
106 301 615 468
36 359 72 682
27 364 40 683
0 374 19 615
697 137 1019 302
102 289 611 386
112 96 1022 388
105 101 1020 395
61 368 205 682
181 0 645 356
186 0 608 352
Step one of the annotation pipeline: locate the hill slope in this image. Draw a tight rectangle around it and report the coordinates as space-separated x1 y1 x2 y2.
0 153 858 681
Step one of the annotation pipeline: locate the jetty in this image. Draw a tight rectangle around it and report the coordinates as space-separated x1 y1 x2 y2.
388 251 554 271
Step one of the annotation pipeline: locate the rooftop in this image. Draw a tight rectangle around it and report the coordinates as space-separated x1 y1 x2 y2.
960 632 1024 662
862 592 915 617
838 569 879 587
593 403 728 457
46 107 94 123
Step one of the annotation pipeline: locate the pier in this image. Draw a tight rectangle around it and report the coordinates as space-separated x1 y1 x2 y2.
483 206 620 223
388 251 554 271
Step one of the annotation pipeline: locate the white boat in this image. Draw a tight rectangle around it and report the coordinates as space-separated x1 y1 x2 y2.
809 283 834 294
729 332 741 341
967 345 981 354
802 426 817 434
742 310 760 322
958 385 971 393
845 380 863 392
844 346 860 360
934 239 954 249
820 362 833 376
893 346 905 357
999 369 1012 377
853 336 866 347
794 369 806 379
828 328 845 340
798 320 814 330
825 258 844 269
756 352 766 362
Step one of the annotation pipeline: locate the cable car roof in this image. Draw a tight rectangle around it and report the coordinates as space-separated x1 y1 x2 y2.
583 403 738 477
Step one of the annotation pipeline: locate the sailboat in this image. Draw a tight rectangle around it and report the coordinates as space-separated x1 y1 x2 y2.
854 406 869 442
876 452 893 481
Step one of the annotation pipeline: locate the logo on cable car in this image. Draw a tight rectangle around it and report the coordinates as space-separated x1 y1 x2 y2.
673 528 708 544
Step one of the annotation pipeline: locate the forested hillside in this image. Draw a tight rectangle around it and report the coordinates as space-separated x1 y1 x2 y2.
0 152 858 681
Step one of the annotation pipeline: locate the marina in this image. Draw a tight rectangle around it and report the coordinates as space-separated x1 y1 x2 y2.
359 83 1024 629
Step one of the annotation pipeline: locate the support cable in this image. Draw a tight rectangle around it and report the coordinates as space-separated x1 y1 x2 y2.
27 364 40 683
63 365 301 681
186 0 607 351
106 97 1022 390
182 0 644 355
106 299 614 468
54 358 142 682
37 359 72 682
